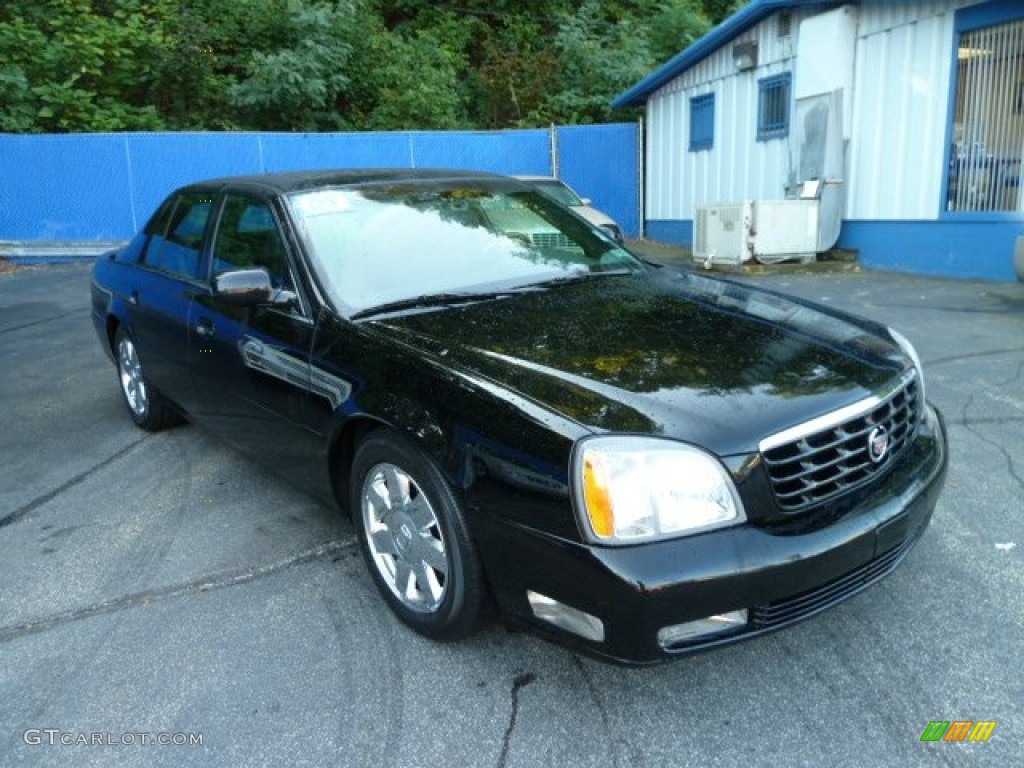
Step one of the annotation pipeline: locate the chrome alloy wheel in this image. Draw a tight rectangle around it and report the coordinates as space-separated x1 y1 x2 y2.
117 335 148 418
361 462 449 613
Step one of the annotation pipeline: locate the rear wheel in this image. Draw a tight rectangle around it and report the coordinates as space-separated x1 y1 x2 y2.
114 326 181 431
350 430 484 640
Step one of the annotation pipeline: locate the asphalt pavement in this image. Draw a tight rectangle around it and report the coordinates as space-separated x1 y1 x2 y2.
1 261 1021 767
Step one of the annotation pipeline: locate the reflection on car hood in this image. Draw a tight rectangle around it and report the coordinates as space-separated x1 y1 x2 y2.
375 270 908 455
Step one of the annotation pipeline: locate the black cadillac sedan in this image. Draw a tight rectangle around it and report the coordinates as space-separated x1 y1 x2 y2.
91 169 947 664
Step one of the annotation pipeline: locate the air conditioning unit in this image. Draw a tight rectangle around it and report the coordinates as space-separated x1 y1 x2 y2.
695 199 825 266
694 202 753 266
751 199 819 263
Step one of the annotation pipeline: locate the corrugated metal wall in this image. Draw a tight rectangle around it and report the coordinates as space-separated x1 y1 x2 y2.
847 2 969 219
645 1 977 223
645 7 820 221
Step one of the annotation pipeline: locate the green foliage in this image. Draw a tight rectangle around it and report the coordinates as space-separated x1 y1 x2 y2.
228 0 356 130
0 0 171 132
648 0 714 64
0 0 727 133
361 29 465 129
530 0 663 125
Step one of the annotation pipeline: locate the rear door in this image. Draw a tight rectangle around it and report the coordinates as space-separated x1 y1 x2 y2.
127 189 215 413
188 188 321 486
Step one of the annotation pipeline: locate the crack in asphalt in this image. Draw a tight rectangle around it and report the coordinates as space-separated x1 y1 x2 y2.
497 671 536 768
943 416 1024 426
0 437 150 529
570 653 621 768
958 363 1024 495
0 308 85 335
924 345 1024 368
0 538 354 643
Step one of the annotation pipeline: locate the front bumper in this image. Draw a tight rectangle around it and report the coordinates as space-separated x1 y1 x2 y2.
482 405 947 665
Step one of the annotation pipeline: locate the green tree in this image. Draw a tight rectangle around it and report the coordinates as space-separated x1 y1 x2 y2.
362 29 465 129
0 0 731 132
529 0 657 125
648 0 713 64
228 0 356 130
0 0 171 132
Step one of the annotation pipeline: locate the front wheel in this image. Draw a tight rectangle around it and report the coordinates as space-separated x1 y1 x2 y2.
350 430 485 641
114 326 181 432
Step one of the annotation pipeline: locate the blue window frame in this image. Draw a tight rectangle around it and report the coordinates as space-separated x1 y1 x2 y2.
757 73 791 140
689 93 715 152
943 0 1024 215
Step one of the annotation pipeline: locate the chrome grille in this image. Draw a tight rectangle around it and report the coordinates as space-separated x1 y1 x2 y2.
761 372 921 512
531 232 572 249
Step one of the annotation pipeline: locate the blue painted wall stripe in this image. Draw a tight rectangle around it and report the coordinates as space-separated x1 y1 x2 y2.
840 220 1021 281
644 218 1023 281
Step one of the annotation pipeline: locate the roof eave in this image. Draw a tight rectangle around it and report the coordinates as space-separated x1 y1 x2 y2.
611 0 842 109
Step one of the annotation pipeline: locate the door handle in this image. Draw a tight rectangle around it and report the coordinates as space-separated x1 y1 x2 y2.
129 290 139 306
194 318 215 337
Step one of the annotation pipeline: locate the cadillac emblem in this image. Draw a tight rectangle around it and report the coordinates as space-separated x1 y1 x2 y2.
867 425 890 463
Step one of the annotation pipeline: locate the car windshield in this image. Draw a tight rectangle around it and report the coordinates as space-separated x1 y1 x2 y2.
532 180 584 207
288 179 643 315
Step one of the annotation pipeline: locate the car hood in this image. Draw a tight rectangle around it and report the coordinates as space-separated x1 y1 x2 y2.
372 269 909 456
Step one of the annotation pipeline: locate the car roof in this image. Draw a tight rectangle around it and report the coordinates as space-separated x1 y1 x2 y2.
187 168 509 195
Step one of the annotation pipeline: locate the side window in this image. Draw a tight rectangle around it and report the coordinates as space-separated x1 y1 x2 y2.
757 73 791 141
211 194 294 292
689 93 715 152
142 193 213 279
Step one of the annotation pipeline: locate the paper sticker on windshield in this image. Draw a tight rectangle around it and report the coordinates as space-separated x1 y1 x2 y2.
292 190 355 218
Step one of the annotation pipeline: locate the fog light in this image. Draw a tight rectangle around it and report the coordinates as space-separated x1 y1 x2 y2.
527 591 605 642
657 610 748 649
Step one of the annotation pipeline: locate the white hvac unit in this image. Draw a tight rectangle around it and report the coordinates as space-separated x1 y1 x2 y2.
694 87 847 268
750 199 819 263
693 202 753 266
694 199 820 266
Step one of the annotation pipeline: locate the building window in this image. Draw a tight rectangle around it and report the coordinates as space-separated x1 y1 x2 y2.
689 93 715 151
947 12 1024 212
757 73 791 140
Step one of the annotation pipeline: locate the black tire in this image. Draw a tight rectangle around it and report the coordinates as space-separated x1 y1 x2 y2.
113 326 181 432
350 429 485 641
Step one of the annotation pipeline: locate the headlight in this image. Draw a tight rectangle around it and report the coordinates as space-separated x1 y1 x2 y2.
572 436 745 545
888 328 926 403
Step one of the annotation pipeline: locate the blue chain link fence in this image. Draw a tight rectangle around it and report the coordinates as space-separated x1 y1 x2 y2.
0 124 639 260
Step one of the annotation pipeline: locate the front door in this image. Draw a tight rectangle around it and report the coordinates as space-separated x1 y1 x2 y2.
189 190 321 487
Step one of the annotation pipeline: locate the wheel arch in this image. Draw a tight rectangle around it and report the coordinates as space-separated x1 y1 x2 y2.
328 415 380 516
329 387 462 514
105 314 121 357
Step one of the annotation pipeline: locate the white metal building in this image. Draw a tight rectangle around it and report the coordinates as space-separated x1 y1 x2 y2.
614 0 1024 280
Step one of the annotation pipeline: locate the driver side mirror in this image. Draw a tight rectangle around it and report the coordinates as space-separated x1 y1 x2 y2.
213 268 273 306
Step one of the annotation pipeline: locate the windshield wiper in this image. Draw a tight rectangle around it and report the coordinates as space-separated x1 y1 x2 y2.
350 290 526 321
531 268 635 287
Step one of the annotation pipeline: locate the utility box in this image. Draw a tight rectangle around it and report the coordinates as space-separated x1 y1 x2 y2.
694 199 821 266
751 199 819 263
693 202 753 266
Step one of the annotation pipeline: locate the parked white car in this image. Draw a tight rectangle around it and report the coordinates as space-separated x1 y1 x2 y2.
515 176 624 243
